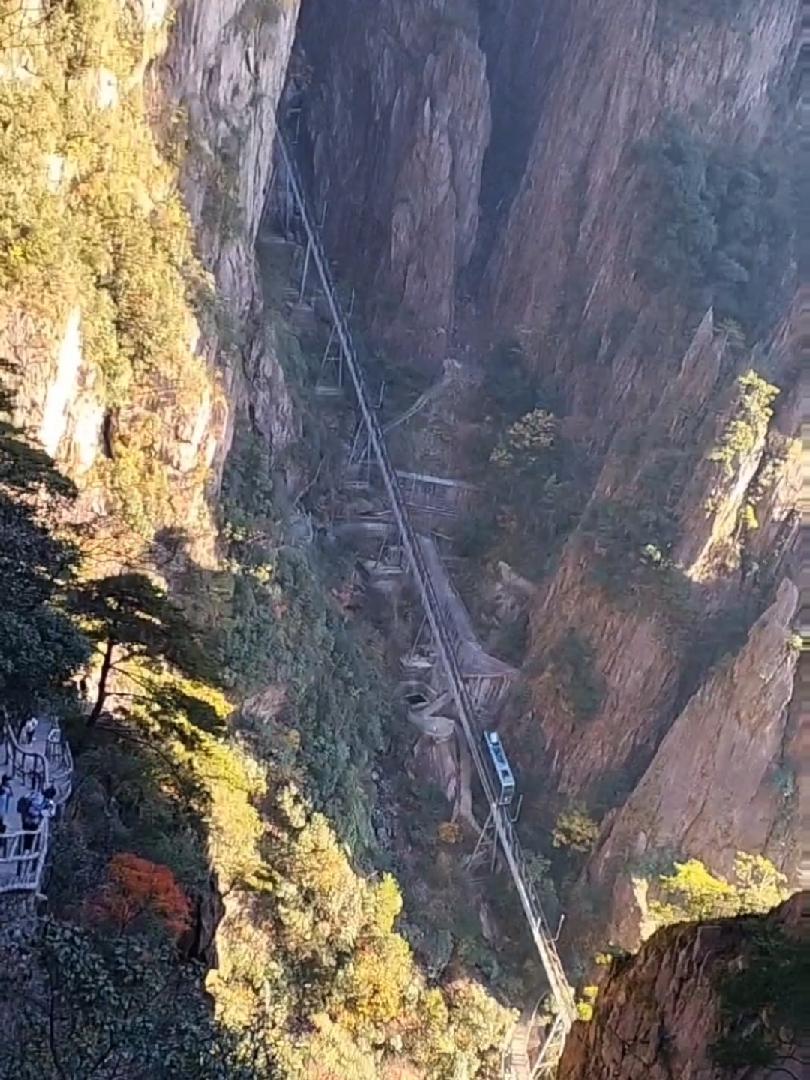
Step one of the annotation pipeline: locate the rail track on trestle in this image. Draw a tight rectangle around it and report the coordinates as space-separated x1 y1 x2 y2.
270 130 577 1077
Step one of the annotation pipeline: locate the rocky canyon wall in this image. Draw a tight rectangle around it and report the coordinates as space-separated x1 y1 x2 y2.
506 0 801 922
292 0 490 367
557 891 810 1079
290 0 802 942
161 0 301 463
1 0 300 558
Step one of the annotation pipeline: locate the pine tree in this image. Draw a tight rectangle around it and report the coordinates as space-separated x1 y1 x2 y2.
69 572 213 725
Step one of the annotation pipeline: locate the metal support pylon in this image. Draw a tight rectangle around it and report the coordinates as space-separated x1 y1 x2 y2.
410 614 429 654
532 1013 568 1078
465 807 499 876
315 326 346 396
299 239 312 301
347 379 385 471
466 794 523 880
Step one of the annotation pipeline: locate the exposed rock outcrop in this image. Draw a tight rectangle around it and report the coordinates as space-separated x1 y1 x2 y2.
162 0 302 470
588 578 799 949
558 892 810 1079
294 0 490 366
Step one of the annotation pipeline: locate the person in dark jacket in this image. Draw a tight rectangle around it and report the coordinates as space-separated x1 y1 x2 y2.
0 775 12 829
17 793 43 877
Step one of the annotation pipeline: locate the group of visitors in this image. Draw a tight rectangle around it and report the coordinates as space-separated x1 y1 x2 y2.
0 713 63 883
0 772 57 876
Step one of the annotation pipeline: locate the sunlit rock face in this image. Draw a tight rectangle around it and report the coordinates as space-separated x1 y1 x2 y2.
2 0 301 550
587 578 799 951
161 0 302 474
557 893 810 1080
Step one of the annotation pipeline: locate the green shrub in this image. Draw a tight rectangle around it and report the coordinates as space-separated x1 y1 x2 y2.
646 853 789 932
214 425 392 857
639 121 791 338
490 408 558 472
553 806 601 853
583 498 691 625
708 370 779 480
550 629 605 722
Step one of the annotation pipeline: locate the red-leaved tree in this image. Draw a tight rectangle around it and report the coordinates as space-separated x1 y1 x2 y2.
88 852 191 938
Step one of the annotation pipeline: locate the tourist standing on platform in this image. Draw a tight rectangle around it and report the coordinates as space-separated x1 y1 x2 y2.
0 775 12 829
20 716 37 745
0 775 11 860
17 792 43 876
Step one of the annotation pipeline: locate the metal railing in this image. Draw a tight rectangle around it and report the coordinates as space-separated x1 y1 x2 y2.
0 723 50 895
45 726 73 805
0 821 50 894
275 133 577 1059
0 725 47 792
0 720 72 896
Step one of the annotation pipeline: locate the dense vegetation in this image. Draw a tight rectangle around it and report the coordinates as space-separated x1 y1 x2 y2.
0 388 251 1074
458 340 589 581
0 378 512 1077
0 0 215 537
182 422 394 859
642 853 790 934
639 121 791 340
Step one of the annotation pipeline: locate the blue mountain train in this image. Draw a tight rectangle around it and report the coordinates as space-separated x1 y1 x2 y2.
483 730 515 806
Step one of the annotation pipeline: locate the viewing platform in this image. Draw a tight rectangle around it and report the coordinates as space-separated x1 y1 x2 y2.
0 717 72 895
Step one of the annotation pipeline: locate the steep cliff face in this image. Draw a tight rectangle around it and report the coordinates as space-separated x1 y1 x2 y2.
521 313 799 803
558 892 810 1079
588 578 799 949
1 0 299 557
288 0 800 947
161 0 301 457
293 0 490 366
507 0 800 913
485 0 796 393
